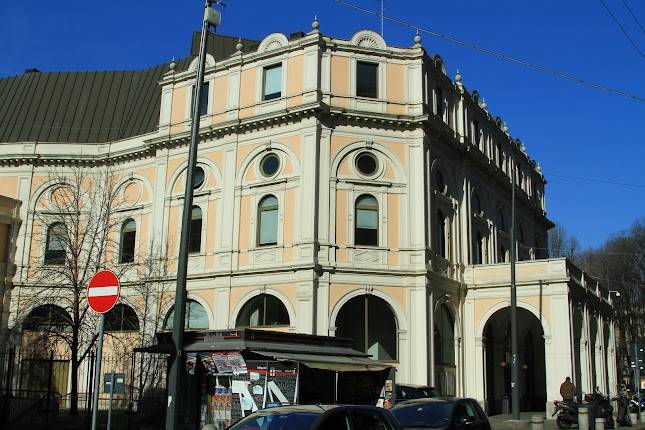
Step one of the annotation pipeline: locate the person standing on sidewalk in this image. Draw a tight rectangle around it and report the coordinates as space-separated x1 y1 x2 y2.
560 377 576 401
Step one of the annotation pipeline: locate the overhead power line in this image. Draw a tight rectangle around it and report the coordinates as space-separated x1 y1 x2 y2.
544 173 645 190
621 0 645 38
334 0 645 103
598 0 645 60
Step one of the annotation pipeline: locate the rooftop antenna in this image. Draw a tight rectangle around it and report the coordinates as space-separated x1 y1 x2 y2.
380 0 384 36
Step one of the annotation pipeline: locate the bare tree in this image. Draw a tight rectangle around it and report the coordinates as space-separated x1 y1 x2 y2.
15 165 128 414
548 222 581 261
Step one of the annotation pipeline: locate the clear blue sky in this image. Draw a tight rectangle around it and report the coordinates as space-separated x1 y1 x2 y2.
2 0 644 249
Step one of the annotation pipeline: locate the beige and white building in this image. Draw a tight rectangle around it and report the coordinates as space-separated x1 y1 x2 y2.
0 23 616 414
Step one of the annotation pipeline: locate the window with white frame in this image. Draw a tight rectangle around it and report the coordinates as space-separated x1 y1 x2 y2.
356 61 379 98
189 206 202 253
355 194 378 246
45 222 67 265
190 81 209 118
258 195 279 246
119 218 136 263
263 64 282 101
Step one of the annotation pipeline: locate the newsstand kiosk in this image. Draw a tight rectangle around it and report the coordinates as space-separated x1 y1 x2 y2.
136 329 395 430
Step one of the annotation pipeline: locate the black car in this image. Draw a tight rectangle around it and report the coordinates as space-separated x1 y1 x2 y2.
396 384 437 402
391 398 491 430
227 404 403 430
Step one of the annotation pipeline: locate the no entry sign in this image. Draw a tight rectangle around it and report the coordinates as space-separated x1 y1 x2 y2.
87 270 120 314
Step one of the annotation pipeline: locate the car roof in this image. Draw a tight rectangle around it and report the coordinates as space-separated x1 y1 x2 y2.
393 397 479 408
247 404 387 415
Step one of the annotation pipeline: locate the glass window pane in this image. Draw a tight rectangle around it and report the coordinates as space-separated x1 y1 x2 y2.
356 208 378 229
259 208 278 245
336 297 366 354
368 297 397 360
264 295 290 326
191 82 209 117
263 64 282 100
189 207 202 253
187 301 209 329
357 62 378 98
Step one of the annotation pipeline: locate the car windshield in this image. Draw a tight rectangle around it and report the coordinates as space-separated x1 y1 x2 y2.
228 412 319 430
393 402 454 429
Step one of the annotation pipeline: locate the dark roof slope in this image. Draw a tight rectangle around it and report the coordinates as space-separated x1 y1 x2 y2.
0 33 258 144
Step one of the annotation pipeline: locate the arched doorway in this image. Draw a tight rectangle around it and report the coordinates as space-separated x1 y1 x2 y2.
434 303 456 396
483 307 546 414
335 295 397 361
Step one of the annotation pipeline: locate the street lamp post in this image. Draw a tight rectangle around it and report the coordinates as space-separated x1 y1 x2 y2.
165 2 220 430
510 163 519 420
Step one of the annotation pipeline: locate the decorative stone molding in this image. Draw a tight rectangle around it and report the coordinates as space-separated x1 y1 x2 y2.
349 29 386 50
257 33 289 53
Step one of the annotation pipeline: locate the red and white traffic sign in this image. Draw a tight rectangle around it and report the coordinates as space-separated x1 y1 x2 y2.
87 270 120 314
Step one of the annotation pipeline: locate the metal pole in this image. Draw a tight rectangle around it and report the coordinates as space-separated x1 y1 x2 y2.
91 314 105 430
510 164 520 419
165 2 218 429
45 350 54 430
107 371 115 430
86 351 95 430
636 340 640 420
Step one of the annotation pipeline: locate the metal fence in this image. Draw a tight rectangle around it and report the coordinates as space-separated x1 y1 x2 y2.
0 348 167 430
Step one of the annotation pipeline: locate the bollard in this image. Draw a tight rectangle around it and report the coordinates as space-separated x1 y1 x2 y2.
629 412 638 425
594 417 605 430
579 407 589 430
530 415 544 430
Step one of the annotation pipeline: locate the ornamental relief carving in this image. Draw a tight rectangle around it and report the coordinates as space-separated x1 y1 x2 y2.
433 190 456 214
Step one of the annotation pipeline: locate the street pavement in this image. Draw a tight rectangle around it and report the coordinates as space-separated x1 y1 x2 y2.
489 413 645 430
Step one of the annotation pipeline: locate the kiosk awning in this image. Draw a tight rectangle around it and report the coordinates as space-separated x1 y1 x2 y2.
250 350 392 372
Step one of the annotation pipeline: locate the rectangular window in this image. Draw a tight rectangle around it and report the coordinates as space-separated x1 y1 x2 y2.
356 61 378 98
190 81 209 118
259 209 278 245
263 64 282 100
189 217 202 253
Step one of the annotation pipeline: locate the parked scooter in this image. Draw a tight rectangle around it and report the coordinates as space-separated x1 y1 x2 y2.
614 394 632 427
553 393 615 429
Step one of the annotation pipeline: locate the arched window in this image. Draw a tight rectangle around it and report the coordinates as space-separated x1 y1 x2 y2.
189 206 202 253
119 219 136 263
497 210 505 232
45 223 67 265
437 210 447 259
258 195 278 246
473 193 483 216
105 304 140 332
435 169 446 193
474 232 484 264
23 304 72 332
434 304 455 366
336 295 397 361
163 299 209 331
236 294 290 328
355 195 378 246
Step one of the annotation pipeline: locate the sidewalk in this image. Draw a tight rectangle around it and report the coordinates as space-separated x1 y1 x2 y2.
489 413 645 430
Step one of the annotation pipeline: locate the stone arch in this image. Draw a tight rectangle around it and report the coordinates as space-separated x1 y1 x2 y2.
236 142 301 187
229 288 296 330
167 157 222 197
476 299 551 340
330 141 406 184
430 158 457 197
114 173 155 206
257 33 289 53
329 288 407 333
350 29 387 50
30 178 73 212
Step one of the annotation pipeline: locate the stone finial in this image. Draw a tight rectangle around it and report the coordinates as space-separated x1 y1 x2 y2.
413 30 421 47
454 69 462 83
169 57 176 72
236 37 243 52
502 122 509 133
481 98 488 111
312 15 320 32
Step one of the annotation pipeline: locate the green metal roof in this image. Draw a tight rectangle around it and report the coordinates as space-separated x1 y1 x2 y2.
0 33 259 144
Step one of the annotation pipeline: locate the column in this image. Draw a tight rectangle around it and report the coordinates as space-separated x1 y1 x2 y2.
546 294 574 415
579 305 591 394
408 283 428 385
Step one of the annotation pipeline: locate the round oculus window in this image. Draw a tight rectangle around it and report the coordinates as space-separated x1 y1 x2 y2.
260 153 280 177
193 166 205 189
355 152 378 176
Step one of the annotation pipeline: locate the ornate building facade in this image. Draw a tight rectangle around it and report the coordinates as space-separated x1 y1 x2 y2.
0 23 616 413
